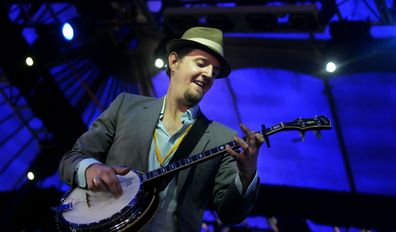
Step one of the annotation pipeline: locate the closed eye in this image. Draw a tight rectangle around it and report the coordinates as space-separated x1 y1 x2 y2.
194 57 220 77
196 60 206 68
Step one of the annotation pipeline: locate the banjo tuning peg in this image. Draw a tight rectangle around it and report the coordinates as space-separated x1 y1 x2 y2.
313 130 322 139
299 131 305 142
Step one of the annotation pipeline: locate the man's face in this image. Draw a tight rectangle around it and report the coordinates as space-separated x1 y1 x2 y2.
169 49 221 106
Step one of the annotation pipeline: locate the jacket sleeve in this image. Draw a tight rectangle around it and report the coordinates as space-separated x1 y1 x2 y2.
211 124 260 225
58 93 126 186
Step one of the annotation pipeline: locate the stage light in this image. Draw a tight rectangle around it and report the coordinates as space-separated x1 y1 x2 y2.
25 57 34 66
147 0 162 13
27 172 35 181
62 22 74 41
326 62 336 73
155 58 165 69
153 37 168 69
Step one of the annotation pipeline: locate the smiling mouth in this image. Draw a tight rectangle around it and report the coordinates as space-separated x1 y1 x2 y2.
194 81 205 88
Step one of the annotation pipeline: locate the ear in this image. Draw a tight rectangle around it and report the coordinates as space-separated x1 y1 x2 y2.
168 52 179 72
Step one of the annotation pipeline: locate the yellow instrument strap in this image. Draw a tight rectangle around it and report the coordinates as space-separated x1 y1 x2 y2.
153 123 194 166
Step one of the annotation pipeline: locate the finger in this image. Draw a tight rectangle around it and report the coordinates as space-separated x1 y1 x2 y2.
86 163 106 190
112 166 131 175
234 136 249 151
254 133 265 144
241 124 264 147
88 177 95 191
240 124 254 137
240 124 257 147
92 176 106 192
101 173 123 197
225 145 239 160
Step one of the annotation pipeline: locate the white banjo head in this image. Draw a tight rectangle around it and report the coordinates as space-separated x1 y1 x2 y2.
61 170 142 224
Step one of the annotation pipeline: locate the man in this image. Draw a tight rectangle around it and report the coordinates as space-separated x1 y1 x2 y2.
58 27 264 231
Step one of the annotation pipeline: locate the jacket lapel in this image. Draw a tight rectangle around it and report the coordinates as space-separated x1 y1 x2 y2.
177 115 211 191
135 97 163 172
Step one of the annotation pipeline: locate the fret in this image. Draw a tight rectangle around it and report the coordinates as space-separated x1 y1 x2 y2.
169 163 176 170
204 150 211 156
197 153 204 159
272 124 282 130
191 156 198 161
175 161 181 168
152 170 158 176
227 141 236 147
141 173 148 182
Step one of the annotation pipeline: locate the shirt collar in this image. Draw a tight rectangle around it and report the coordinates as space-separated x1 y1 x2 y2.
159 95 200 122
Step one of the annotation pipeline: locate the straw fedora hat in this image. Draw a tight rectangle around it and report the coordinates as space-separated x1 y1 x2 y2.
166 27 231 78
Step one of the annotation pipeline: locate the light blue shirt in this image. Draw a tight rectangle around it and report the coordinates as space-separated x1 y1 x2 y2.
147 96 200 171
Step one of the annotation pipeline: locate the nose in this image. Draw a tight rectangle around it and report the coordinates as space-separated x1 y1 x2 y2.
203 65 215 79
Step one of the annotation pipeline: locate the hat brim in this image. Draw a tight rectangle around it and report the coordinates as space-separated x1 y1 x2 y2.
166 39 231 78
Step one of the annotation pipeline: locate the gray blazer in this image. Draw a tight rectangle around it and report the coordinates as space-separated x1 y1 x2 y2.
58 92 259 231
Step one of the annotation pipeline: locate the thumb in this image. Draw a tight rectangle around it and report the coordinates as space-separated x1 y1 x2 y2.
112 166 131 175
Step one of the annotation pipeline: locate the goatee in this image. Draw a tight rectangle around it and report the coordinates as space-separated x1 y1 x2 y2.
184 89 203 106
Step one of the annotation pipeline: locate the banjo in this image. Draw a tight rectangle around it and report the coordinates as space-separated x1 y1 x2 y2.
53 115 331 231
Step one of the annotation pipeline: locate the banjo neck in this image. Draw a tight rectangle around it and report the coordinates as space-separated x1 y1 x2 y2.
140 115 331 184
141 139 236 184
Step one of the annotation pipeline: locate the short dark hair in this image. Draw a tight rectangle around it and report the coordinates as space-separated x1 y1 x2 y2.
165 46 196 76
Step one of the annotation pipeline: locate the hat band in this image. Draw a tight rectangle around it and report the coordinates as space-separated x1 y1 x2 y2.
187 37 223 56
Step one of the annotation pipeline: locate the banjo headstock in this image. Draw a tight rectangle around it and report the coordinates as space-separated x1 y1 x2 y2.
261 115 332 146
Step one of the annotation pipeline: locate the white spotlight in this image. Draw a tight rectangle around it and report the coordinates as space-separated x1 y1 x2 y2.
25 57 34 66
62 22 74 41
326 62 336 73
27 171 35 181
155 58 164 69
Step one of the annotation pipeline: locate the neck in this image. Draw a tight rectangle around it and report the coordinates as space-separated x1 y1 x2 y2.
162 94 193 135
164 92 192 121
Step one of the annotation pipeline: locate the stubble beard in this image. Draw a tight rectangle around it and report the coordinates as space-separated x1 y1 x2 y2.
183 88 203 107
